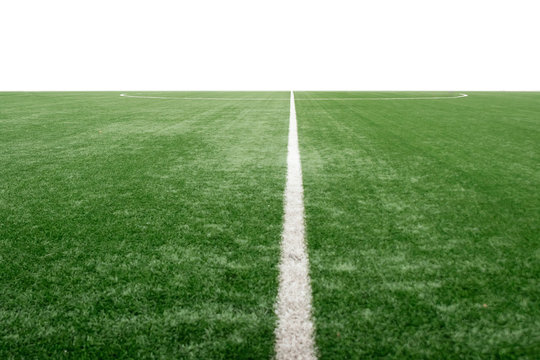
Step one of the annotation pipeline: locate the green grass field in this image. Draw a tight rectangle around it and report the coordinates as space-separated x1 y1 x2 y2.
0 92 289 358
295 92 540 358
1 92 539 358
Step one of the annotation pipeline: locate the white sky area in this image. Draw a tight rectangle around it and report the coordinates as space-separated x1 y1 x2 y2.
1 0 539 91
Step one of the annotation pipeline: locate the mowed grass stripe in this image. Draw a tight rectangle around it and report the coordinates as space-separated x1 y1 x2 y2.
0 92 289 358
295 92 540 358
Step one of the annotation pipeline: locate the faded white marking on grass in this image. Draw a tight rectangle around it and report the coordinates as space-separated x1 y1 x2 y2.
119 93 285 101
274 91 316 360
119 93 468 101
295 94 469 101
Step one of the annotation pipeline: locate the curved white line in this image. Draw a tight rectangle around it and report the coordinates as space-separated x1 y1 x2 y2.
298 94 469 101
119 93 468 101
119 93 283 101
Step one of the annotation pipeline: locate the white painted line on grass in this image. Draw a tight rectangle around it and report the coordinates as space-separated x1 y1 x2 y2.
274 91 316 360
119 93 284 101
296 93 468 101
119 93 468 101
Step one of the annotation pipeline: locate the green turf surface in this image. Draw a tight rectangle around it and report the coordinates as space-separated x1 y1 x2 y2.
295 92 540 358
2 91 539 359
0 92 289 358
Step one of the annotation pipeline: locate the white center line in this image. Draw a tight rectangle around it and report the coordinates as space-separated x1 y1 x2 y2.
274 91 316 360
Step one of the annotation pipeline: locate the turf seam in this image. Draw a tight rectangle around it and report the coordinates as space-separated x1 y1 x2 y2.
274 91 317 360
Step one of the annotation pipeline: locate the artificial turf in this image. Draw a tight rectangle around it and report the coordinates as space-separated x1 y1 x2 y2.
295 92 540 358
1 91 539 359
0 92 289 358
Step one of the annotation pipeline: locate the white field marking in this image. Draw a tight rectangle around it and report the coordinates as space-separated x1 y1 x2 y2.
294 93 469 101
274 91 316 360
119 93 285 101
119 93 468 101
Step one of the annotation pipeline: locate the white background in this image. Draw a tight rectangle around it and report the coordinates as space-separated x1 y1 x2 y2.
1 0 539 91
